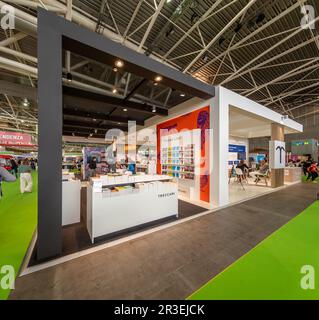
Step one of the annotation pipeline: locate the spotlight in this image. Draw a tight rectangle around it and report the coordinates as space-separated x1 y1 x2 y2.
219 37 225 47
256 13 265 24
22 98 29 107
165 26 174 37
114 59 124 68
153 82 159 86
112 88 118 94
154 75 163 82
66 72 72 82
202 54 209 63
152 106 156 113
123 108 128 112
180 93 186 97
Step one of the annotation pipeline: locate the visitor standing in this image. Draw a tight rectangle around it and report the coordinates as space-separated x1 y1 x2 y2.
18 159 33 193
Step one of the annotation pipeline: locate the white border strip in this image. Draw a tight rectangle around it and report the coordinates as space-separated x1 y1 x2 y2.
20 182 301 276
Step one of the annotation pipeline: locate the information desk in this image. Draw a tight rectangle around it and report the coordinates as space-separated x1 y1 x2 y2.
284 167 302 183
87 175 178 243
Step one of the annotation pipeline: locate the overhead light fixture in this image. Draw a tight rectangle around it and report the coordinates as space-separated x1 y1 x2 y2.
180 93 186 97
152 106 156 113
113 67 118 72
114 59 124 68
165 26 174 37
123 108 128 112
202 54 209 63
153 81 159 86
280 115 289 125
66 72 72 82
21 119 25 123
112 88 118 94
154 75 162 82
22 98 29 107
93 118 97 122
118 122 121 125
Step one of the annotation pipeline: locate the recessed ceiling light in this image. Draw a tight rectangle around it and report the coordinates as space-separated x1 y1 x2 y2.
115 59 124 68
123 108 128 112
154 75 162 82
155 75 163 82
22 98 29 107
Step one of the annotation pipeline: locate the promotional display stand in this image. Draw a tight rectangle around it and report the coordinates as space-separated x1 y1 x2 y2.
160 130 201 201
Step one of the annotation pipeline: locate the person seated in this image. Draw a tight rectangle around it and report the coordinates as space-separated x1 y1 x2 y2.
251 160 269 183
236 160 249 174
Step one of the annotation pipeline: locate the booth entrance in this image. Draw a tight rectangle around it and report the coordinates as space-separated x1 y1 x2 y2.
228 106 302 204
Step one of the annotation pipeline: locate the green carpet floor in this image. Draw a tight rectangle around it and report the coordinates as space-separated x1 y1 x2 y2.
189 200 319 300
0 172 37 300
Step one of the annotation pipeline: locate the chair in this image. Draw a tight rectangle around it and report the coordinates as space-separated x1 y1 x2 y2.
234 168 245 190
253 169 270 186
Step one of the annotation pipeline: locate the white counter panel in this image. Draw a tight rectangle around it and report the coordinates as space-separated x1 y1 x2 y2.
87 181 178 242
62 180 81 226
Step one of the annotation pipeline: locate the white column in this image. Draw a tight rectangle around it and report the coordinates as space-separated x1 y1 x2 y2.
210 86 229 207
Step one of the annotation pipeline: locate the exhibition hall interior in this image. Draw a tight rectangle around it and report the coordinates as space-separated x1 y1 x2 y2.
0 0 318 301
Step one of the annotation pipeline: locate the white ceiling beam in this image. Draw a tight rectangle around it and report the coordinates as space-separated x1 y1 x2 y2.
162 0 226 60
0 45 37 63
221 15 319 84
295 108 319 119
4 0 66 13
265 82 319 106
122 0 144 41
221 34 319 85
193 0 308 74
0 32 27 47
183 0 257 73
287 98 319 112
243 58 319 96
138 0 166 52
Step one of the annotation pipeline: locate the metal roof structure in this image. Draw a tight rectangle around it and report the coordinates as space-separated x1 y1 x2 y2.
0 0 318 136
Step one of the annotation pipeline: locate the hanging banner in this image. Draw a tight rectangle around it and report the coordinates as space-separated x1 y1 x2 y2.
0 131 35 146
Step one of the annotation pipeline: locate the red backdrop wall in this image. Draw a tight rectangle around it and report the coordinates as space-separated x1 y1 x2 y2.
156 106 210 202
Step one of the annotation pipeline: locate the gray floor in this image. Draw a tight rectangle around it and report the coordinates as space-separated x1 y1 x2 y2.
11 182 319 300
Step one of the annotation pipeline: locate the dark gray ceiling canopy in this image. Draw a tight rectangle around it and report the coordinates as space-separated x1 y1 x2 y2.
37 8 214 260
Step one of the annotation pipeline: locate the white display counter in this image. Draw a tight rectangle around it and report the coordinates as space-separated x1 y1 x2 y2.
87 175 178 242
62 179 81 226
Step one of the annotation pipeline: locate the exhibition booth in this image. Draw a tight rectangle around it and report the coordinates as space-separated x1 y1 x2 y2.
33 9 303 263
